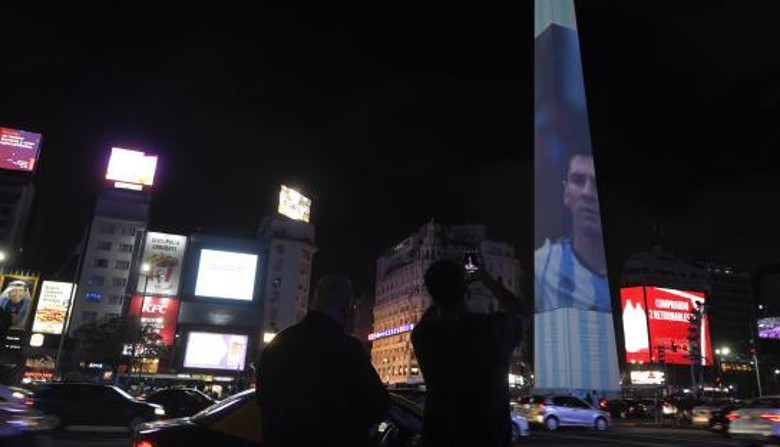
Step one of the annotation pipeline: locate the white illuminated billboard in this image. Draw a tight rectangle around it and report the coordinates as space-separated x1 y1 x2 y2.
183 332 248 371
278 185 312 223
194 249 258 301
32 281 74 335
105 147 158 189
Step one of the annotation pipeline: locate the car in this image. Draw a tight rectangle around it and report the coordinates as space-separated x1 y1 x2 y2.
134 389 420 447
0 399 59 446
708 402 742 433
0 385 33 408
727 395 780 444
32 382 166 432
143 388 216 418
692 400 741 430
523 395 610 431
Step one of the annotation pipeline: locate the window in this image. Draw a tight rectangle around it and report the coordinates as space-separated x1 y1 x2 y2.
112 277 127 287
108 294 124 305
93 259 109 268
120 227 136 236
99 224 116 235
82 311 98 323
117 243 133 252
275 245 285 254
86 275 105 286
98 241 112 251
115 260 130 269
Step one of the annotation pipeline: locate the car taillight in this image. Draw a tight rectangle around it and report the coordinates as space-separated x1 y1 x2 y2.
134 441 155 447
24 398 33 406
760 414 780 423
726 412 740 421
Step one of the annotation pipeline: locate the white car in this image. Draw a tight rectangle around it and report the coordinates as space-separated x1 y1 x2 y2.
727 395 780 444
510 403 530 438
524 395 610 431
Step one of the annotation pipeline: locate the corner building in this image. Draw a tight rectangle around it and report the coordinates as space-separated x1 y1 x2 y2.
371 221 524 385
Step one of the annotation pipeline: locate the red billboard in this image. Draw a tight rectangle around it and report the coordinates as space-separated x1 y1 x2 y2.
0 127 41 173
127 296 180 347
621 287 712 366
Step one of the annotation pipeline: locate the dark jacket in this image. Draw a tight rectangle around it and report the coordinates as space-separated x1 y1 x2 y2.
257 311 390 447
412 308 523 447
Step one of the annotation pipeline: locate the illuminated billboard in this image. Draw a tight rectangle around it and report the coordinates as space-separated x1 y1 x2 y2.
0 274 40 330
105 147 158 190
127 296 180 347
620 286 712 366
194 249 258 301
183 332 248 371
278 185 312 223
533 0 620 393
138 232 187 296
621 287 651 363
630 370 665 385
32 281 74 335
0 127 42 173
758 317 780 339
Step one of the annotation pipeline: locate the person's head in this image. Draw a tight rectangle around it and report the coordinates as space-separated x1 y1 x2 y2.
4 281 29 304
563 152 601 238
424 260 466 311
310 274 355 328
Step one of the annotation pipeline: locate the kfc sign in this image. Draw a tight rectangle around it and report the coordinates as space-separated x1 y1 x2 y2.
128 296 180 347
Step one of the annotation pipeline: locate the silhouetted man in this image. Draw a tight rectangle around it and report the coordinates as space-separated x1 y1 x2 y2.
258 274 390 447
412 260 529 447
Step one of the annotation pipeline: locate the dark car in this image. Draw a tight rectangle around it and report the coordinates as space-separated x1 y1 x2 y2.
33 383 165 432
133 389 425 447
709 402 742 432
144 388 216 418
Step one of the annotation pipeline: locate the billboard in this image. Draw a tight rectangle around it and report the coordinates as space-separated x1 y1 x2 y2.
620 286 712 366
138 232 187 296
194 249 258 301
105 147 158 190
127 296 181 347
31 281 74 335
758 317 780 339
0 275 40 330
533 0 620 393
278 185 312 223
183 331 248 371
0 127 41 173
630 370 665 385
621 287 651 363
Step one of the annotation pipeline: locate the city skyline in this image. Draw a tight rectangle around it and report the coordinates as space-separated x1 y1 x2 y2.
2 1 779 294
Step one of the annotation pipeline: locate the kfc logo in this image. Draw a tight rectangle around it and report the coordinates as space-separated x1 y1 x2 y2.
142 302 169 315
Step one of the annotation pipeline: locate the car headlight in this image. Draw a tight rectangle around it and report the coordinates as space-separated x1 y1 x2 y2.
154 407 166 416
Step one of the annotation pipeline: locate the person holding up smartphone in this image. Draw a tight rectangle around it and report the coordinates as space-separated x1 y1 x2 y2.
411 258 529 447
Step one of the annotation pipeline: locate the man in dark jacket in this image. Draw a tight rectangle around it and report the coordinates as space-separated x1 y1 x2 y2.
412 260 529 447
257 274 390 447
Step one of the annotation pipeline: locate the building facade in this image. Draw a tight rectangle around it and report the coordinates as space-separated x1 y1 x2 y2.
371 221 524 385
0 175 35 265
257 215 316 338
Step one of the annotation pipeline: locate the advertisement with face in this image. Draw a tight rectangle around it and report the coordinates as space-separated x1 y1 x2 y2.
31 281 74 335
644 287 712 366
0 275 38 330
0 127 42 173
533 0 620 393
138 232 187 296
183 332 248 371
194 249 258 301
127 296 181 347
278 185 312 223
105 147 158 188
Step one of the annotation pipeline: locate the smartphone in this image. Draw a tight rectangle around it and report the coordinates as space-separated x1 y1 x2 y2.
463 250 479 275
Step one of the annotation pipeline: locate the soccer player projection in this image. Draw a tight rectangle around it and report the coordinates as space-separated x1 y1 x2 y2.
534 0 620 395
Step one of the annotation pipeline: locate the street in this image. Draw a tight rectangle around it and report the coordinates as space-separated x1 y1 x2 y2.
34 426 747 447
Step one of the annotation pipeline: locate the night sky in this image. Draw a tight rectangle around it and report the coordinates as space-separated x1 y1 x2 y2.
2 1 780 296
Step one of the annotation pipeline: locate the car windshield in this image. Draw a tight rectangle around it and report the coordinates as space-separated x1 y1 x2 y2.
191 389 254 425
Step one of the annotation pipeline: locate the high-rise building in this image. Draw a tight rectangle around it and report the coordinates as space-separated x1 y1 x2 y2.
0 177 34 264
257 215 316 338
68 189 150 332
371 221 524 385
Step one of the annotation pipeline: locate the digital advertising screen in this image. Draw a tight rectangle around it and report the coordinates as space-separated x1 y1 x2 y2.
32 281 74 335
532 0 620 393
0 274 40 330
278 185 312 223
621 287 651 363
194 249 258 301
645 287 712 366
758 317 780 340
127 296 181 347
105 147 158 190
183 331 248 371
630 370 665 385
0 127 41 173
138 232 187 296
